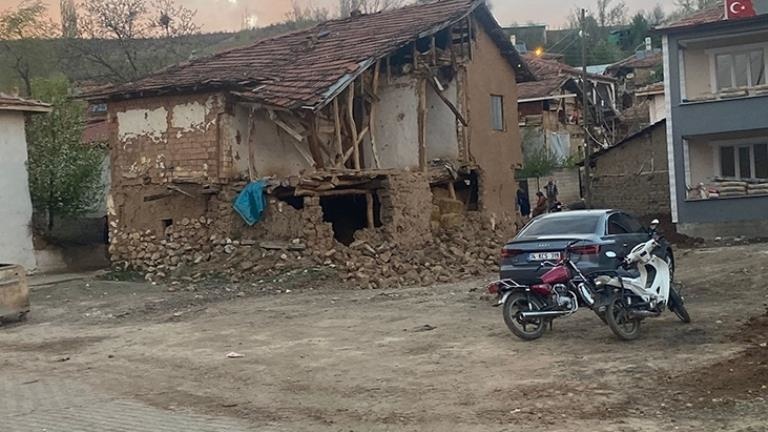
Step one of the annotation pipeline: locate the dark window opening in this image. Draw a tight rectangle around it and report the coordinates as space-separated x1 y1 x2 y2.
453 171 480 211
277 195 305 210
161 218 173 239
320 193 381 246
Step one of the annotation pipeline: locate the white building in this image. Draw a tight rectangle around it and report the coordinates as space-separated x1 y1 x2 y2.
0 94 51 270
635 82 666 124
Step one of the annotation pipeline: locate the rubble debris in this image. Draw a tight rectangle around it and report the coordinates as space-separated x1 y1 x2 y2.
226 352 245 359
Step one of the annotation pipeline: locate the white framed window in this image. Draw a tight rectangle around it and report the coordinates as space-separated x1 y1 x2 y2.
715 142 768 180
490 95 504 131
709 45 768 92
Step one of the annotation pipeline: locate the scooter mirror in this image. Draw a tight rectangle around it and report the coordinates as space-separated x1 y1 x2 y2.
649 219 660 230
605 251 617 259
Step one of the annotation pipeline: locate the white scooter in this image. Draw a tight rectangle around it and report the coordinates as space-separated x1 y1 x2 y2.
595 220 691 340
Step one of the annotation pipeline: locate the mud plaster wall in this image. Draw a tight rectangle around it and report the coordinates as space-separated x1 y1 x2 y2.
379 173 433 248
110 93 224 186
426 78 461 160
466 20 523 219
373 76 420 169
227 105 313 179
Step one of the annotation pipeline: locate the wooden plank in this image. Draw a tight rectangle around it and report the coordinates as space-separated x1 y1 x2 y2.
332 98 343 161
296 188 370 197
306 116 325 169
246 108 257 180
356 125 370 146
346 84 360 170
268 109 304 142
431 35 437 65
369 61 382 169
426 76 468 127
467 17 473 60
366 192 375 228
417 78 428 172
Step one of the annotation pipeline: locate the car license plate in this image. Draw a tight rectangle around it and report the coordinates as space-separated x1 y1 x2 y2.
529 252 561 262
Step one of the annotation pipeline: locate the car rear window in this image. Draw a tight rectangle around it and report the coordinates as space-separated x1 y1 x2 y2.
519 215 601 237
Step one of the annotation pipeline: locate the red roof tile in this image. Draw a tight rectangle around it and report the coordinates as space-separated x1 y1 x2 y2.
87 0 532 110
657 4 725 31
518 53 613 100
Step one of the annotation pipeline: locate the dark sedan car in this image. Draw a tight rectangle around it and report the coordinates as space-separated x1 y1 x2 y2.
500 210 672 285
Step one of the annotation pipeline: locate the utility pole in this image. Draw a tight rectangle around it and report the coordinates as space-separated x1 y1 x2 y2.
581 8 593 209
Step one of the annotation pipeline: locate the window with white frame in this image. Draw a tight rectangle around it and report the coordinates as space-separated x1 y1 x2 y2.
490 95 504 131
712 47 767 92
717 143 768 180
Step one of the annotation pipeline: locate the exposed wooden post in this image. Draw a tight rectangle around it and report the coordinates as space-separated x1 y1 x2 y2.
466 17 473 60
431 35 437 65
386 55 391 84
427 76 468 127
417 77 428 172
332 97 343 162
346 84 360 170
369 60 382 169
246 107 257 180
366 192 375 228
412 42 418 70
306 115 324 169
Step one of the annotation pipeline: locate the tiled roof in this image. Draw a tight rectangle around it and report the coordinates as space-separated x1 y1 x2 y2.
606 51 663 73
517 78 567 100
86 0 532 110
635 81 665 96
0 93 51 113
657 4 725 31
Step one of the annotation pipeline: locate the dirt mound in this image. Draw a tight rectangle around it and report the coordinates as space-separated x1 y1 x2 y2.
673 310 768 403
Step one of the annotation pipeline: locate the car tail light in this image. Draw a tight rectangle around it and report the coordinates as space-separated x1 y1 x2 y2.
501 248 522 258
487 282 500 295
570 244 601 255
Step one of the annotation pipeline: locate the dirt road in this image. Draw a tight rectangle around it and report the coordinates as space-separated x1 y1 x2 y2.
2 244 768 431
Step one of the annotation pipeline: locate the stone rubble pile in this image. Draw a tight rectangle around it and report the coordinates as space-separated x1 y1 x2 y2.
111 213 511 288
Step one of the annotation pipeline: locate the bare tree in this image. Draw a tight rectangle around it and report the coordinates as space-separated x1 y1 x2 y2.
285 1 331 25
339 0 406 17
71 0 200 82
0 0 58 96
596 0 627 27
61 0 79 38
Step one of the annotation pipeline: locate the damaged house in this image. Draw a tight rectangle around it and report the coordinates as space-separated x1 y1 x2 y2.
85 0 533 283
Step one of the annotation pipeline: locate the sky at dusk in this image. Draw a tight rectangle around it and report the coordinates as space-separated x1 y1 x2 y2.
0 0 672 32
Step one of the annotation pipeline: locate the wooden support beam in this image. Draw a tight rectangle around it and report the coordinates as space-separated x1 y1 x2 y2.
467 17 473 60
431 35 437 65
346 84 360 170
333 98 343 161
417 77 428 172
306 116 325 169
268 109 304 142
369 60 382 169
426 76 468 127
366 192 375 228
386 55 391 84
412 42 418 70
356 125 370 147
295 188 370 197
246 108 257 180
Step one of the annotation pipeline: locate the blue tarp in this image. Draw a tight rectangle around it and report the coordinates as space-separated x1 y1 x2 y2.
233 180 268 226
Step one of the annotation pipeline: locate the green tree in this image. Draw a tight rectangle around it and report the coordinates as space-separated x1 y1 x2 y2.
26 78 104 233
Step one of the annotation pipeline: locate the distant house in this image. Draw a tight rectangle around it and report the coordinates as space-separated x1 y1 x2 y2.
658 3 768 238
0 94 51 270
503 24 547 52
606 50 663 108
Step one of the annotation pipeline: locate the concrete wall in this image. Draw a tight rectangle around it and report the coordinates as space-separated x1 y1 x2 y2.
665 21 768 237
426 78 461 161
374 76 420 169
682 48 710 99
0 112 36 270
467 19 523 219
591 122 670 218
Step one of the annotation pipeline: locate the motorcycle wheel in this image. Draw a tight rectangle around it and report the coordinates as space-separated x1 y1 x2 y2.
605 293 642 341
668 287 691 324
503 292 547 341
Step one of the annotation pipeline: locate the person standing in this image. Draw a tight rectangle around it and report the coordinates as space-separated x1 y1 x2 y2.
545 179 559 212
516 186 531 220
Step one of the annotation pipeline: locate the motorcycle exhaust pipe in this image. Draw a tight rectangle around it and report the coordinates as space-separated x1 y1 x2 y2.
520 310 573 319
628 310 662 319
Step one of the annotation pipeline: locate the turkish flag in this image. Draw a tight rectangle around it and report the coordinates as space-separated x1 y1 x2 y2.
726 0 757 19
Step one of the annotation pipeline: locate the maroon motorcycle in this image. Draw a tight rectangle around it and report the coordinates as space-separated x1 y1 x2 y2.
487 242 609 341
